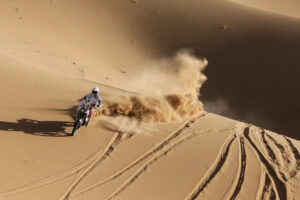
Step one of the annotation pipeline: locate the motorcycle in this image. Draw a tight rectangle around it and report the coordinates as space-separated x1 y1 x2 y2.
71 102 91 136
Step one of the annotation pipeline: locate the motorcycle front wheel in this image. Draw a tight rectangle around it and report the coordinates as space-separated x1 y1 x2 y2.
71 119 81 136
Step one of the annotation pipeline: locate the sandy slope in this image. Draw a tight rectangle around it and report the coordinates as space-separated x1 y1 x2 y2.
1 0 300 136
231 0 300 18
0 0 300 200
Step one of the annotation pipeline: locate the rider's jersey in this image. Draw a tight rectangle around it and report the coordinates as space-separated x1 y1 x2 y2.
79 93 102 109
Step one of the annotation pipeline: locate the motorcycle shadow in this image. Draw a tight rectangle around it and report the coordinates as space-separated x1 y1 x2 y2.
0 118 73 137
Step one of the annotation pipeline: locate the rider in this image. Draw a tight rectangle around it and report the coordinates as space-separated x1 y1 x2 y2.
77 87 102 127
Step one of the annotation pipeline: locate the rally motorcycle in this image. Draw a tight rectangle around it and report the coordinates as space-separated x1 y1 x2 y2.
71 102 91 136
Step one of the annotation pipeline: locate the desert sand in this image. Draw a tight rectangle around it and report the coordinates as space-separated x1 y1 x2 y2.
0 0 300 200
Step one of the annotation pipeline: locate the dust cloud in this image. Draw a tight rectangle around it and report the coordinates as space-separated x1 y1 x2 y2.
93 50 207 134
203 99 230 116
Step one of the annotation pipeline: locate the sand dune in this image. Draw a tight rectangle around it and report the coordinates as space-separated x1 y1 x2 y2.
1 110 299 199
1 0 300 137
0 0 300 200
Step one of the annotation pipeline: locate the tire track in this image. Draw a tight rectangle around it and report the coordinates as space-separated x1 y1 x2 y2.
255 166 265 200
258 172 276 200
228 137 246 200
103 129 214 200
261 130 277 164
270 188 276 200
243 127 287 200
58 131 123 200
71 113 207 197
0 134 114 198
265 133 290 164
260 130 288 181
284 136 300 178
184 133 236 200
260 173 271 200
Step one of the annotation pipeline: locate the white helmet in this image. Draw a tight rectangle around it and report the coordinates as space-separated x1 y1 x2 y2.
92 87 99 95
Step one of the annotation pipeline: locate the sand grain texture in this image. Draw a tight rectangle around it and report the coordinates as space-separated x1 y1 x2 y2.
0 0 300 200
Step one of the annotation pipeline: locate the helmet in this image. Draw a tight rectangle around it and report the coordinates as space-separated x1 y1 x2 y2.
92 87 99 95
